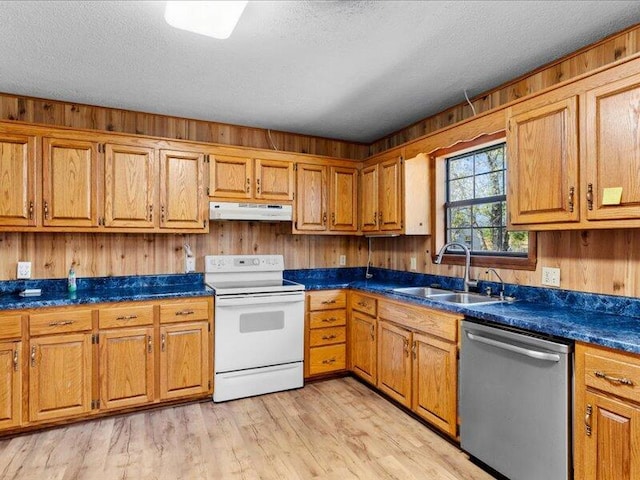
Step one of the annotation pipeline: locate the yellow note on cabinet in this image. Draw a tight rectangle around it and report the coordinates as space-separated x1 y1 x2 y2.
602 187 623 205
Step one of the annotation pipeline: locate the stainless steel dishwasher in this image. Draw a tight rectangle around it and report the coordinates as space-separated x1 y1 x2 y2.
460 319 573 480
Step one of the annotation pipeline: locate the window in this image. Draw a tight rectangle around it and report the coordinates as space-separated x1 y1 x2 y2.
445 142 529 257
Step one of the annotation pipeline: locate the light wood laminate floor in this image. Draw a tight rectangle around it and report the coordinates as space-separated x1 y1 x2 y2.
0 377 495 480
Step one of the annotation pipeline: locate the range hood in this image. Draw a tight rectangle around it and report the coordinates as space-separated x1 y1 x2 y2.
209 202 292 221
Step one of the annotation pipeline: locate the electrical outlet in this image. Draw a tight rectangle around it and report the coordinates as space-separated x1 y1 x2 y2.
17 261 31 279
541 267 561 287
339 254 346 266
185 256 196 273
410 257 417 271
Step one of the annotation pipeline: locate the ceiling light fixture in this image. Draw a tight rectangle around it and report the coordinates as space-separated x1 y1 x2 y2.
164 1 248 39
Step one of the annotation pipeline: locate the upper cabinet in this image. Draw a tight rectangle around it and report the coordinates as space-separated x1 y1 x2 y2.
361 148 429 235
209 154 293 202
0 132 36 227
0 123 208 233
507 61 640 231
294 162 358 234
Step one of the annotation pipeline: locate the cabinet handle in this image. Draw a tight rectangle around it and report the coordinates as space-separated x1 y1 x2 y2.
373 211 377 226
331 212 336 226
28 201 34 220
175 310 194 316
322 334 337 340
370 324 375 341
161 205 165 223
48 320 74 327
116 315 138 321
161 333 166 352
594 370 634 386
321 299 336 305
322 357 336 365
147 335 152 353
246 178 250 193
256 178 260 194
412 340 417 360
585 403 592 436
322 212 327 225
587 183 594 211
379 211 383 224
568 186 575 213
404 338 409 357
148 204 153 222
322 317 337 323
43 201 49 220
30 345 36 368
13 347 18 372
357 301 368 308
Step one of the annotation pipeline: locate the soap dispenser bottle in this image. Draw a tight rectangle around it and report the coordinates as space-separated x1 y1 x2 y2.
68 263 77 293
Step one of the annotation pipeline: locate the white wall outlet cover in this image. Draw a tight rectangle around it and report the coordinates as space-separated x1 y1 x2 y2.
339 255 346 266
541 266 561 287
17 261 32 279
185 256 196 273
410 257 417 270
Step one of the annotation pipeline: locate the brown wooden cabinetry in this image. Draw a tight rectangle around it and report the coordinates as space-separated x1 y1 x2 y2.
0 314 22 430
305 290 347 378
349 293 377 385
575 342 640 480
0 130 36 227
294 163 358 234
377 321 412 407
159 149 206 229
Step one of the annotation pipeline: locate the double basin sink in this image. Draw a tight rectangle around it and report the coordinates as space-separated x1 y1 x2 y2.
392 286 506 305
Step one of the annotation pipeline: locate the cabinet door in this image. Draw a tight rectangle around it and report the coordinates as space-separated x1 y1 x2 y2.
412 332 457 437
0 341 21 430
585 74 640 220
580 389 640 480
42 137 99 228
295 163 327 231
329 166 358 232
29 333 92 422
349 311 377 385
104 143 156 228
361 164 378 232
209 154 252 199
507 96 579 225
0 132 36 227
159 149 206 230
377 321 412 407
99 327 155 410
160 322 209 400
255 159 294 201
379 157 402 231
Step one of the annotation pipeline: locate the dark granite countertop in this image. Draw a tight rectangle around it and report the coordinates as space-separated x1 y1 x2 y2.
0 273 211 310
285 267 640 355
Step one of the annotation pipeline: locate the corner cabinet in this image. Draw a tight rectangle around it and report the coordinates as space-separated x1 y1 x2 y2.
294 163 358 234
361 148 429 235
575 342 640 480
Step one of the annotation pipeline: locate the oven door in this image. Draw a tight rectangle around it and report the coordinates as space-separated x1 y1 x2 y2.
214 291 305 373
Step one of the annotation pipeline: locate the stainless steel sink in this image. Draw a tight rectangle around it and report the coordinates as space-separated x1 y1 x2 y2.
435 292 504 305
392 286 452 297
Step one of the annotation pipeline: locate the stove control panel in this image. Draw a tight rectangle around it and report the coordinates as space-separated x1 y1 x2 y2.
205 255 284 273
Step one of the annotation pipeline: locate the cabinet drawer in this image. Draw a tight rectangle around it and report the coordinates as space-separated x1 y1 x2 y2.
309 309 346 329
378 301 459 342
308 290 346 311
30 310 92 335
309 344 346 375
309 326 346 347
99 304 154 329
160 299 209 324
351 292 377 316
583 345 640 403
0 314 22 340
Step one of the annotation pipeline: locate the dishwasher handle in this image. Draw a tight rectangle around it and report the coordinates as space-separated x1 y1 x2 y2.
465 331 561 363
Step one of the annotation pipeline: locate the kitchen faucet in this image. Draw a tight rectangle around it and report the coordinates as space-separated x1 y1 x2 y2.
484 268 505 300
434 242 477 292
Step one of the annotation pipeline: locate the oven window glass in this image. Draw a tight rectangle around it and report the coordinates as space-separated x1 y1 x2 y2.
239 311 285 333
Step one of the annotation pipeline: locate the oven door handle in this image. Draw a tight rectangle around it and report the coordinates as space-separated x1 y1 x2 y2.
216 292 305 307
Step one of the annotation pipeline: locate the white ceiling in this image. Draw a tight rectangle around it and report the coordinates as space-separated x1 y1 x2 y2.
1 1 640 143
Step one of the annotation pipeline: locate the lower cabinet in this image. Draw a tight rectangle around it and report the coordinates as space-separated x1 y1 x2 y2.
377 321 412 407
99 327 155 410
160 322 210 399
305 290 347 378
575 342 640 480
29 333 93 422
0 341 21 430
349 310 377 385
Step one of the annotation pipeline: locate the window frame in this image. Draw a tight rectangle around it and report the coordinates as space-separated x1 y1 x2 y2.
431 131 537 271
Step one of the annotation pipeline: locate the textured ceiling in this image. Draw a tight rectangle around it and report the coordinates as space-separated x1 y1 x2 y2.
1 1 640 142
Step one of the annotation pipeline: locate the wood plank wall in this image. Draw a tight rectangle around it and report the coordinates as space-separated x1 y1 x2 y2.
370 24 640 153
